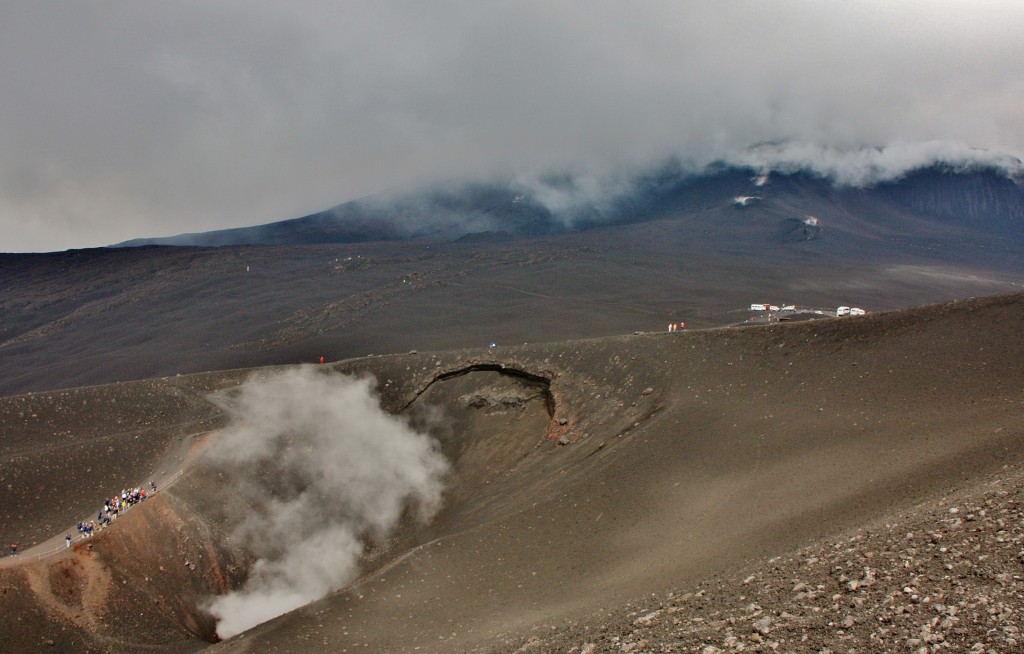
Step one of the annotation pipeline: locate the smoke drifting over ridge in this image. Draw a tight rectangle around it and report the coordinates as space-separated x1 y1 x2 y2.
372 142 1024 234
3 2 1024 251
201 367 448 640
501 142 1024 226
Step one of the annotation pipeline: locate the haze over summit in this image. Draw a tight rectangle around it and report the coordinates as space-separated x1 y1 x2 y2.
2 2 1024 252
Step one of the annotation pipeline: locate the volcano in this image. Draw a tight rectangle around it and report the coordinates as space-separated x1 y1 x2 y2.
1 161 1024 653
1 292 1024 652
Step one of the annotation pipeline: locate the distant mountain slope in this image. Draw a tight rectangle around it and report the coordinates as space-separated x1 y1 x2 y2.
872 167 1024 233
3 162 1022 396
3 221 1023 397
115 183 564 247
114 164 1024 248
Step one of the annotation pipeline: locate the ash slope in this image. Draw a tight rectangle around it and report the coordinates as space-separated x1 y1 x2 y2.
3 166 1024 397
205 292 1024 654
0 293 1022 653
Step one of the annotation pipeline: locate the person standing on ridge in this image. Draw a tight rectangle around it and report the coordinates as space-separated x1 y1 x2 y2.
66 534 71 548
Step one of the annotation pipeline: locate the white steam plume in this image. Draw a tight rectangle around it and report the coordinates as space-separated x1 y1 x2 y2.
202 366 448 640
510 167 637 226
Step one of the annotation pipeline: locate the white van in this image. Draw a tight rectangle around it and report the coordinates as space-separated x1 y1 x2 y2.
836 306 851 316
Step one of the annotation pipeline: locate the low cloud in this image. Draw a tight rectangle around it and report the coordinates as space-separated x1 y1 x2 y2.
726 141 1024 187
2 2 1024 250
201 366 448 640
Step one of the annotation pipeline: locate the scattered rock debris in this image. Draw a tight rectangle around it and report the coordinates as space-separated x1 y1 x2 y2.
481 471 1024 653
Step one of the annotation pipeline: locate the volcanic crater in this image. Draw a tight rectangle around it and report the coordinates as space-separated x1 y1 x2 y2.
2 292 1024 652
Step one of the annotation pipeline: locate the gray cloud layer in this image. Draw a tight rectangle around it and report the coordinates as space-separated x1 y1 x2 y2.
2 2 1023 251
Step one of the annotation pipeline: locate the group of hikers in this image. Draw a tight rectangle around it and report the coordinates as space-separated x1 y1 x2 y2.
7 481 157 557
74 483 157 542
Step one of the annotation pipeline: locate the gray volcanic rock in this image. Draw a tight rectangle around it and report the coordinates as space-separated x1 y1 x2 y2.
492 466 1024 653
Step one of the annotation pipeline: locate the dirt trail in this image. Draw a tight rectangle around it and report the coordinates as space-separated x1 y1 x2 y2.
1 427 217 567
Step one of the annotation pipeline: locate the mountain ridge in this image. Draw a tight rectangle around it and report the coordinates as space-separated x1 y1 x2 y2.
113 163 1024 249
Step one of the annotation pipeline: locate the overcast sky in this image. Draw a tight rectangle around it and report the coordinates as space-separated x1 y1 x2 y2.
2 1 1023 252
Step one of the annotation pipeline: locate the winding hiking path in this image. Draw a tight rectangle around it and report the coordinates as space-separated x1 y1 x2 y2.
0 427 216 567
